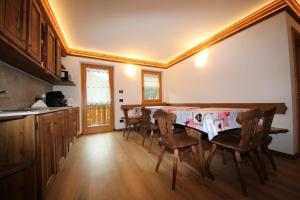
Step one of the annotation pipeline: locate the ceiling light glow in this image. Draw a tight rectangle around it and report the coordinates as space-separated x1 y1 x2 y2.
195 50 208 67
125 64 137 77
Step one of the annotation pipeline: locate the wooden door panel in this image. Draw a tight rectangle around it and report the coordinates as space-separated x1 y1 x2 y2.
0 0 4 31
55 111 66 167
47 26 56 74
2 0 27 49
38 113 56 198
55 40 62 76
0 116 37 200
43 122 55 186
28 0 42 62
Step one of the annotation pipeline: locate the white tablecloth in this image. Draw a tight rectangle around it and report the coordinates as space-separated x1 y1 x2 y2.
129 106 247 140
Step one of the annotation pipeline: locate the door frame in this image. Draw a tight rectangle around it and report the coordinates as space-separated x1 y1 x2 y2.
81 63 114 134
291 28 300 154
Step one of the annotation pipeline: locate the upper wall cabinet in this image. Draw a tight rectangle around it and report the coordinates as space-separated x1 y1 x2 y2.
47 26 56 74
28 0 43 63
0 0 74 85
0 0 28 50
55 39 62 76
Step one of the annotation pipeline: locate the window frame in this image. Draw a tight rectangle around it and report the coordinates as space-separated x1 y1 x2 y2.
141 70 162 103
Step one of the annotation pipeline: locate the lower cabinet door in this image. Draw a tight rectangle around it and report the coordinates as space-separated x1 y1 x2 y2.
38 114 56 199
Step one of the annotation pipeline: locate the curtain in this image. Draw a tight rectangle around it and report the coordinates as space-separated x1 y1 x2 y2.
144 74 160 100
86 68 111 105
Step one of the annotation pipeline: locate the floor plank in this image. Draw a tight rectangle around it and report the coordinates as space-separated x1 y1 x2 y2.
46 131 300 200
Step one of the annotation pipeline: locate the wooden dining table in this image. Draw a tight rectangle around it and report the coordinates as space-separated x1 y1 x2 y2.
129 105 248 175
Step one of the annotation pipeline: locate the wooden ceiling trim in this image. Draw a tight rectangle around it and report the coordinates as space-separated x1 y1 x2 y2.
286 0 300 16
41 0 69 50
68 48 166 68
166 0 288 68
41 0 300 68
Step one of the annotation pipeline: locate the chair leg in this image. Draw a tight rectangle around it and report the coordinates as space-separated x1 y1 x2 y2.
234 151 247 197
126 125 132 140
255 147 269 181
223 150 228 165
156 146 166 172
206 143 217 179
263 146 277 171
172 149 179 190
248 151 265 184
141 129 147 146
178 150 183 162
149 130 154 153
123 124 128 137
191 145 205 177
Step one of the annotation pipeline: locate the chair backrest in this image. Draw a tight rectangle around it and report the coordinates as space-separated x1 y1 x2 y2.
141 107 151 124
154 109 176 145
237 108 262 149
260 107 276 142
122 107 129 125
141 107 152 130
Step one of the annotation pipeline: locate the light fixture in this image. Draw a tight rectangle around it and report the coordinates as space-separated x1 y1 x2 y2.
125 64 137 77
195 50 208 67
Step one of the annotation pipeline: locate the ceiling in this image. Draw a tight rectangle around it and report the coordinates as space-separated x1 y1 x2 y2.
48 0 274 63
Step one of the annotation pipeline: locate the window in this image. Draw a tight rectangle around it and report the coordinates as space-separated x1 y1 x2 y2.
142 70 162 102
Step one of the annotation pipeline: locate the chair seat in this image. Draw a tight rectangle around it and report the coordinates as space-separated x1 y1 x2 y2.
162 134 199 150
128 116 142 124
212 132 256 153
224 127 273 146
142 123 159 131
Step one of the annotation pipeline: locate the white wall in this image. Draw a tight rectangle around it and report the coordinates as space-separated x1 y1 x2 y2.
286 14 300 153
54 56 164 133
164 11 295 154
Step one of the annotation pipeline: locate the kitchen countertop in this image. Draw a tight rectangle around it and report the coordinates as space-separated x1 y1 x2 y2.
0 106 79 118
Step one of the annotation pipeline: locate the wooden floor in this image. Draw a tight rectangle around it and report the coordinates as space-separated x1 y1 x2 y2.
46 131 300 200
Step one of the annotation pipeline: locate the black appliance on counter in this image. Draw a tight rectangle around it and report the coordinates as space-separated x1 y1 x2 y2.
46 91 67 107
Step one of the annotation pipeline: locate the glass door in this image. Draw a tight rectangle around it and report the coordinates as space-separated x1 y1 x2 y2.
81 64 114 134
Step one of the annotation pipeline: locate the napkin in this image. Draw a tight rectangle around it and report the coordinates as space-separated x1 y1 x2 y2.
31 100 48 109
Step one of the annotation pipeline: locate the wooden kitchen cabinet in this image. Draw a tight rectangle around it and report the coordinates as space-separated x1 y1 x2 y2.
55 111 66 167
70 108 78 140
0 0 28 50
0 108 79 200
55 39 62 76
0 116 38 200
0 0 71 85
28 0 43 63
36 113 57 199
46 26 56 74
36 108 79 199
0 0 3 31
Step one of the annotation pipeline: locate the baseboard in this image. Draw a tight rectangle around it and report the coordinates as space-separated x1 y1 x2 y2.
270 150 300 160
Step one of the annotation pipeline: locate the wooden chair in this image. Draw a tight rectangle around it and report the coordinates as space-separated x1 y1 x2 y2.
206 108 264 196
223 107 277 181
140 107 160 152
255 107 276 180
122 107 142 140
154 109 204 190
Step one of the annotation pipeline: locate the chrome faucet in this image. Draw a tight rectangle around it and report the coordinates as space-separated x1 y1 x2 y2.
0 90 8 95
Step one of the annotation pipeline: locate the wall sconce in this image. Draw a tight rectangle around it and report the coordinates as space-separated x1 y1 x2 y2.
195 50 208 67
125 64 137 77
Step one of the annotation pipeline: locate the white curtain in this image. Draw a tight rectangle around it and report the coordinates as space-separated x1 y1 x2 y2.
86 68 111 105
144 74 160 99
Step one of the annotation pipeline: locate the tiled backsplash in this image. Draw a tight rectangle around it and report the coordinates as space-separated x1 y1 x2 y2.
0 61 52 109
